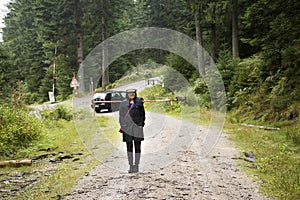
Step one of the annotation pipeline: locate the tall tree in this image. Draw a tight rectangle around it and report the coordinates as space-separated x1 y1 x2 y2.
231 0 239 59
0 45 14 102
3 0 46 103
81 0 137 90
75 0 83 72
192 0 205 76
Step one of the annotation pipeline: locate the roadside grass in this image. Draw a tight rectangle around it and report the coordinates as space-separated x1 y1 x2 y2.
3 112 120 200
139 85 212 125
158 105 300 199
106 63 166 90
3 84 298 199
16 119 95 200
141 100 211 126
139 87 299 199
160 105 211 126
225 115 300 200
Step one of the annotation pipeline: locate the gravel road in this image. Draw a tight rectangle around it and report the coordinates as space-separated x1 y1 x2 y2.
65 110 270 200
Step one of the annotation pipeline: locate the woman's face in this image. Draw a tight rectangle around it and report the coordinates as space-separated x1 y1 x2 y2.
128 92 135 99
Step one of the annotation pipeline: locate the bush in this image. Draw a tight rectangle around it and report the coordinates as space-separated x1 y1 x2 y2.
40 105 73 121
139 85 177 113
0 105 42 157
286 126 300 145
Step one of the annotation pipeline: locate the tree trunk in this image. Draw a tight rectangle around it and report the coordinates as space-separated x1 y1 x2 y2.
232 0 239 59
75 0 84 92
195 3 205 76
0 160 32 167
101 15 109 90
210 4 217 61
241 123 280 130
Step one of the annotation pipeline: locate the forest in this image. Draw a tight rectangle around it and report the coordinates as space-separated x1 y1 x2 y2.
0 1 300 199
0 0 299 122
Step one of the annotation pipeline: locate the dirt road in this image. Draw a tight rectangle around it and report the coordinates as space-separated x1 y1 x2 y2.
66 111 270 200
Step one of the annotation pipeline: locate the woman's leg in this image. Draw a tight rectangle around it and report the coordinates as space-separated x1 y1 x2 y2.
133 141 141 172
126 141 133 153
126 141 134 173
134 141 141 153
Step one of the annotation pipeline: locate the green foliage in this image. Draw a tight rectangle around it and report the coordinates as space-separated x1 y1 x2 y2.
1 1 298 198
139 85 179 113
111 61 165 88
227 120 300 199
21 82 43 104
0 46 14 103
230 52 300 121
179 86 204 107
231 0 300 121
216 50 235 91
140 85 206 113
1 0 299 123
165 53 196 90
285 124 300 145
242 0 299 56
1 0 144 104
38 66 54 102
40 105 73 121
193 77 208 95
7 115 119 199
0 105 42 158
141 85 173 100
228 55 263 106
163 54 201 106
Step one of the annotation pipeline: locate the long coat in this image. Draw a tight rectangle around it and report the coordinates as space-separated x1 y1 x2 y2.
119 97 145 142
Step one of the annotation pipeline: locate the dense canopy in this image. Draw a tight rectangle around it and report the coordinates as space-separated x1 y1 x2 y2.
0 0 299 121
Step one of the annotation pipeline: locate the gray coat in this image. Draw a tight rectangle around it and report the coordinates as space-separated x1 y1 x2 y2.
119 97 145 142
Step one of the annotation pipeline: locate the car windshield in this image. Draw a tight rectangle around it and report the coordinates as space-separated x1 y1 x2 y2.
93 93 106 99
119 92 126 98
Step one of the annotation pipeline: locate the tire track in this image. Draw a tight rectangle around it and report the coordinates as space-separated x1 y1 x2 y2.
66 112 270 200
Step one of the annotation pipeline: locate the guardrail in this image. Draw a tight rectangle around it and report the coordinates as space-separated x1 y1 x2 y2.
91 96 186 115
92 97 186 103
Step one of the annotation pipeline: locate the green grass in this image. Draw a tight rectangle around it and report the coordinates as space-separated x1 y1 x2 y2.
3 88 299 200
167 106 300 199
225 116 300 200
140 85 300 199
138 85 212 126
103 63 167 90
2 113 120 200
156 105 212 126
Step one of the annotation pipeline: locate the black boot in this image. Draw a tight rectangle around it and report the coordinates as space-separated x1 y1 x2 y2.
127 152 134 173
133 164 139 173
133 153 141 173
128 164 134 173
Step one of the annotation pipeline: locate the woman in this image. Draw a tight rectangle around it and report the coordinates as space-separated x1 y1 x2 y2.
119 88 145 173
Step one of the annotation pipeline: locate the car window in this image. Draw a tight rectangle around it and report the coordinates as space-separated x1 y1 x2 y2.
94 93 106 99
112 92 120 99
94 91 126 101
119 92 126 98
106 93 111 99
111 91 126 100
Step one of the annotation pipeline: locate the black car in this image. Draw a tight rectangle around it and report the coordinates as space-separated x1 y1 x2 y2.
91 90 126 113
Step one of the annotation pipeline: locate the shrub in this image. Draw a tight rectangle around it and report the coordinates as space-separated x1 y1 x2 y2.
0 105 42 157
40 105 73 121
286 127 300 145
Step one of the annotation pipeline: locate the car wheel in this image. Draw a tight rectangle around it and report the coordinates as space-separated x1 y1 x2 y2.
95 109 101 113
